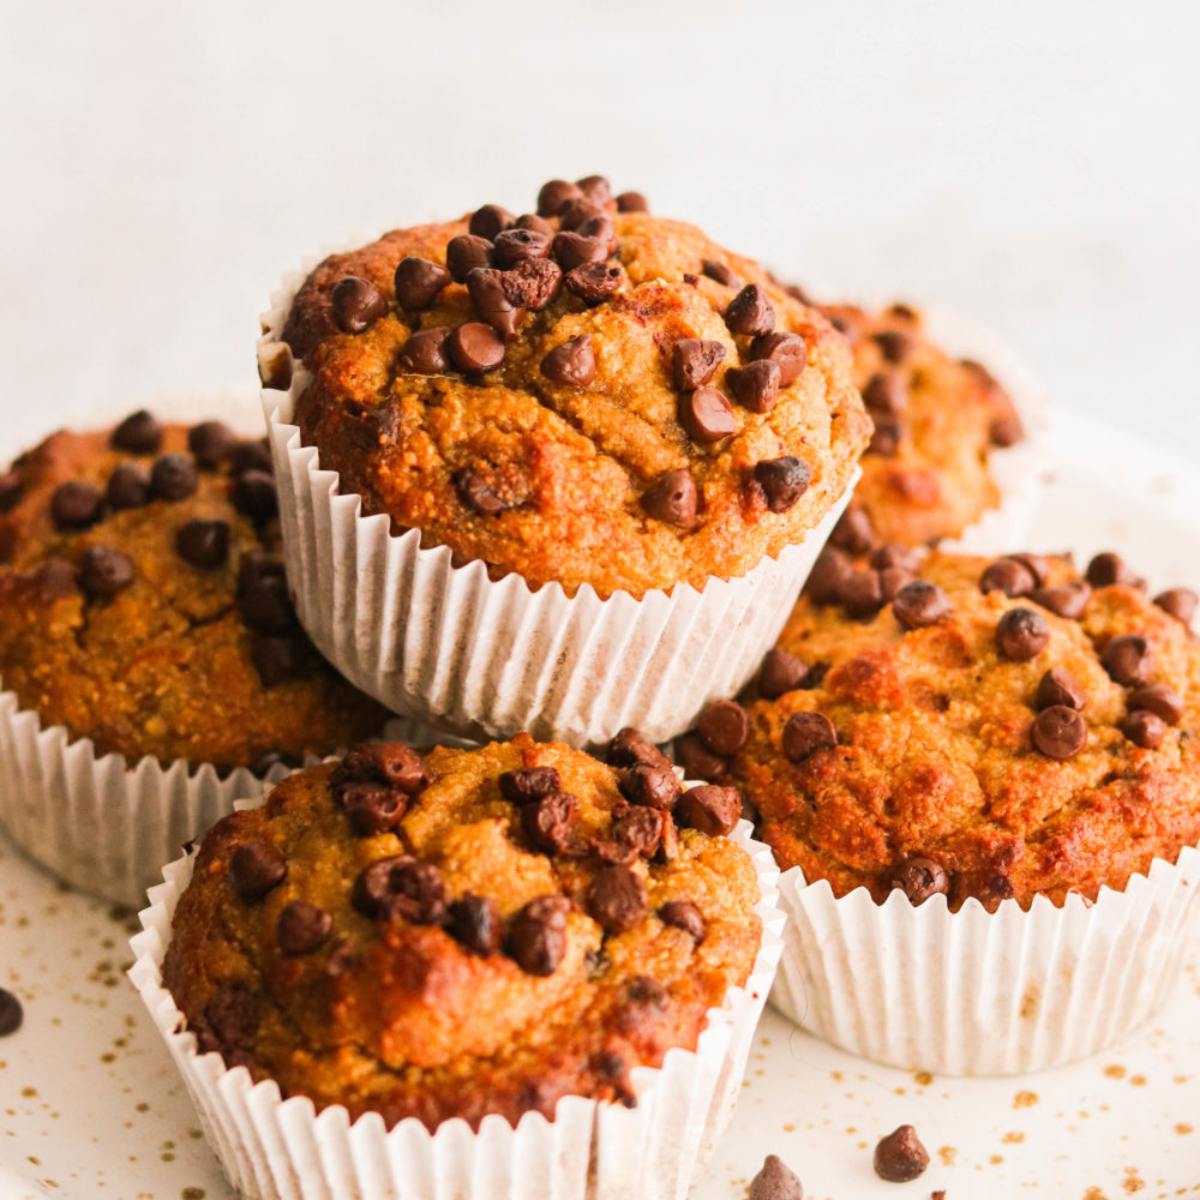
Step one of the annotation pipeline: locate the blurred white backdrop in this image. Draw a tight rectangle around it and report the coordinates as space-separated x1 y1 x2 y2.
1 0 1197 456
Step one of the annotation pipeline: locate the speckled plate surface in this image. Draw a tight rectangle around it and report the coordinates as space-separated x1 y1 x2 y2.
3 405 1200 1198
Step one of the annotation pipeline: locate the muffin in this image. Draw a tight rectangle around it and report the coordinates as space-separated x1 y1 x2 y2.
133 732 783 1198
0 411 387 904
259 174 870 745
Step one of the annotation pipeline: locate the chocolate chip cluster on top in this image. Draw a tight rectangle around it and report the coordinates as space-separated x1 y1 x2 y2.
163 732 762 1130
677 549 1199 911
278 175 870 598
0 413 385 768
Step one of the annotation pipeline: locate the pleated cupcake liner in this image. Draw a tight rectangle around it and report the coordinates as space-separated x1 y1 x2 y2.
770 844 1200 1076
258 250 858 749
129 813 785 1200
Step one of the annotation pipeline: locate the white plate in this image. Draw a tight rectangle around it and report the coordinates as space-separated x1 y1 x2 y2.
2 406 1200 1198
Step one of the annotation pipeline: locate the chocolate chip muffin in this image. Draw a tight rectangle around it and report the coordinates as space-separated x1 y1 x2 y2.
276 175 870 598
163 731 762 1129
677 549 1200 910
817 302 1023 556
0 412 386 768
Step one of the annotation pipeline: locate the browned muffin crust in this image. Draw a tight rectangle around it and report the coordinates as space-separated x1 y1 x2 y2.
164 733 762 1130
278 177 871 598
0 415 386 768
676 549 1200 910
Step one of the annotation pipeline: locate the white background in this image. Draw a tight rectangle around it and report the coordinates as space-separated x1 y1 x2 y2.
1 0 1198 456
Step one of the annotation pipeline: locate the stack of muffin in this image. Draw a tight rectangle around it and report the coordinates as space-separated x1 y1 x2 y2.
0 175 1195 1199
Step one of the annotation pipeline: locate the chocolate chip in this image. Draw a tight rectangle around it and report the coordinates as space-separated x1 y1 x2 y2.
671 339 726 391
619 761 682 809
490 227 549 269
1101 634 1154 686
447 322 505 374
393 256 450 310
559 199 606 233
150 453 198 502
1012 553 1050 586
1121 709 1167 749
111 410 163 455
35 559 79 597
995 607 1049 662
551 231 608 271
537 179 583 217
447 893 502 955
873 1125 929 1183
862 371 908 415
1128 682 1183 725
1031 581 1091 620
759 648 810 699
838 568 885 618
237 558 295 634
276 901 332 955
468 204 515 240
175 519 230 569
658 900 705 943
0 470 21 513
1086 551 1140 588
507 895 569 975
50 481 103 530
231 469 278 522
724 283 775 336
596 802 666 863
697 699 749 756
516 213 554 235
587 864 648 934
334 741 429 797
105 463 150 511
702 259 739 288
782 711 837 762
541 334 596 386
990 415 1024 446
752 456 810 513
454 466 513 516
1154 587 1197 626
892 580 952 630
521 790 581 855
866 414 903 457
186 421 235 470
890 858 948 905
641 468 698 529
80 546 134 599
249 634 307 687
723 360 781 416
881 565 921 602
616 190 648 212
1037 667 1086 711
339 783 410 836
981 557 1036 597
871 543 922 573
563 260 621 305
606 728 668 770
198 981 257 1059
673 731 730 781
749 1154 804 1200
675 784 742 835
353 856 446 924
1032 704 1088 759
331 276 388 334
444 235 492 282
397 326 452 374
499 766 562 805
229 440 273 476
806 547 854 605
466 267 524 340
229 841 287 900
830 505 875 556
576 174 611 204
501 258 563 309
678 387 735 444
873 329 916 364
748 331 807 385
0 988 23 1037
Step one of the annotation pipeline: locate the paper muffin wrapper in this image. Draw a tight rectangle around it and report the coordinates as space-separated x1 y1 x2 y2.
258 253 858 749
770 845 1200 1076
129 815 784 1200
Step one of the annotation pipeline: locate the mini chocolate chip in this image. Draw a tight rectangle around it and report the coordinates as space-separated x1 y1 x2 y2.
1032 705 1088 759
80 546 134 599
576 174 611 204
516 213 554 235
493 227 552 268
446 235 493 283
619 761 682 810
830 505 876 556
1031 581 1091 620
111 410 163 455
675 784 742 835
231 469 278 522
981 557 1037 597
995 607 1049 662
467 267 524 340
339 783 410 836
448 322 505 374
724 283 775 336
806 547 854 605
501 258 563 309
229 842 287 900
1086 551 1140 588
641 468 698 529
748 331 807 385
537 179 583 216
1128 682 1183 725
564 260 622 304
890 857 948 905
521 790 581 855
454 466 513 516
250 634 308 687
551 231 608 271
0 470 21 513
759 647 810 698
335 741 429 796
499 766 562 805
237 557 295 634
1037 667 1086 711
701 259 739 288
1154 587 1198 626
1101 634 1154 686
873 1125 929 1183
838 568 886 618
150 453 198 502
51 481 103 530
507 895 569 975
862 371 908 415
353 856 446 924
187 421 236 469
616 190 648 212
873 329 916 364
1121 709 1167 749
541 334 596 386
752 456 811 513
468 204 515 240
276 901 332 955
175 519 230 569
397 326 452 374
749 1155 804 1200
393 256 451 310
447 893 502 955
331 276 388 334
892 580 952 630
229 440 273 476
587 864 648 934
866 414 903 457
782 711 837 762
725 360 781 415
0 987 23 1037
671 339 726 391
673 731 730 781
658 900 705 943
678 387 735 444
696 699 749 756
105 463 150 510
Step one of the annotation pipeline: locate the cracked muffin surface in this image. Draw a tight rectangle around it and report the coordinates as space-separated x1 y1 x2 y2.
681 549 1200 909
163 732 763 1129
278 178 871 598
0 416 386 767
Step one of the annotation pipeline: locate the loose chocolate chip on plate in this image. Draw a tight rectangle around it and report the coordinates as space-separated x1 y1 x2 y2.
445 235 494 283
619 761 681 810
397 326 452 375
331 276 388 334
981 556 1037 597
499 766 562 805
231 469 278 522
536 179 583 217
237 558 295 634
1037 667 1086 711
724 283 775 336
393 256 450 310
541 334 596 386
659 900 705 943
696 699 749 756
873 329 916 364
1031 581 1091 620
995 607 1049 662
725 360 781 414
748 331 807 385
641 468 698 529
752 456 811 513
276 901 332 955
502 257 562 309
587 864 648 934
616 190 648 212
749 1153 804 1200
467 267 524 340
105 463 150 511
1032 704 1088 760
701 259 739 288
448 322 506 374
454 466 513 516
51 481 103 530
0 987 23 1037
678 387 735 444
80 546 134 599
759 647 810 699
873 1124 930 1183
1121 709 1167 749
576 174 612 204
1101 634 1154 686
551 231 609 271
782 711 837 762
675 784 742 836
447 893 502 955
250 634 308 687
468 204 515 241
890 857 949 905
1128 682 1183 725
1086 551 1141 588
521 790 581 856
564 260 622 304
176 519 230 569
1154 587 1197 626
607 728 668 770
187 420 236 470
229 841 287 900
671 338 726 391
150 453 198 502
507 895 570 975
673 731 729 781
893 580 952 630
862 371 908 415
111 409 163 455
353 856 446 924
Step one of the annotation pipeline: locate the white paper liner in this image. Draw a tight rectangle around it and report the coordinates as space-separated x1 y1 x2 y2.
129 813 784 1200
258 252 859 749
770 845 1200 1076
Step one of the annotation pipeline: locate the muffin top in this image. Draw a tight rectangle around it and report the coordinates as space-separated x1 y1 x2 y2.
276 176 870 598
0 413 385 768
163 732 762 1130
676 548 1199 910
817 301 1022 555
